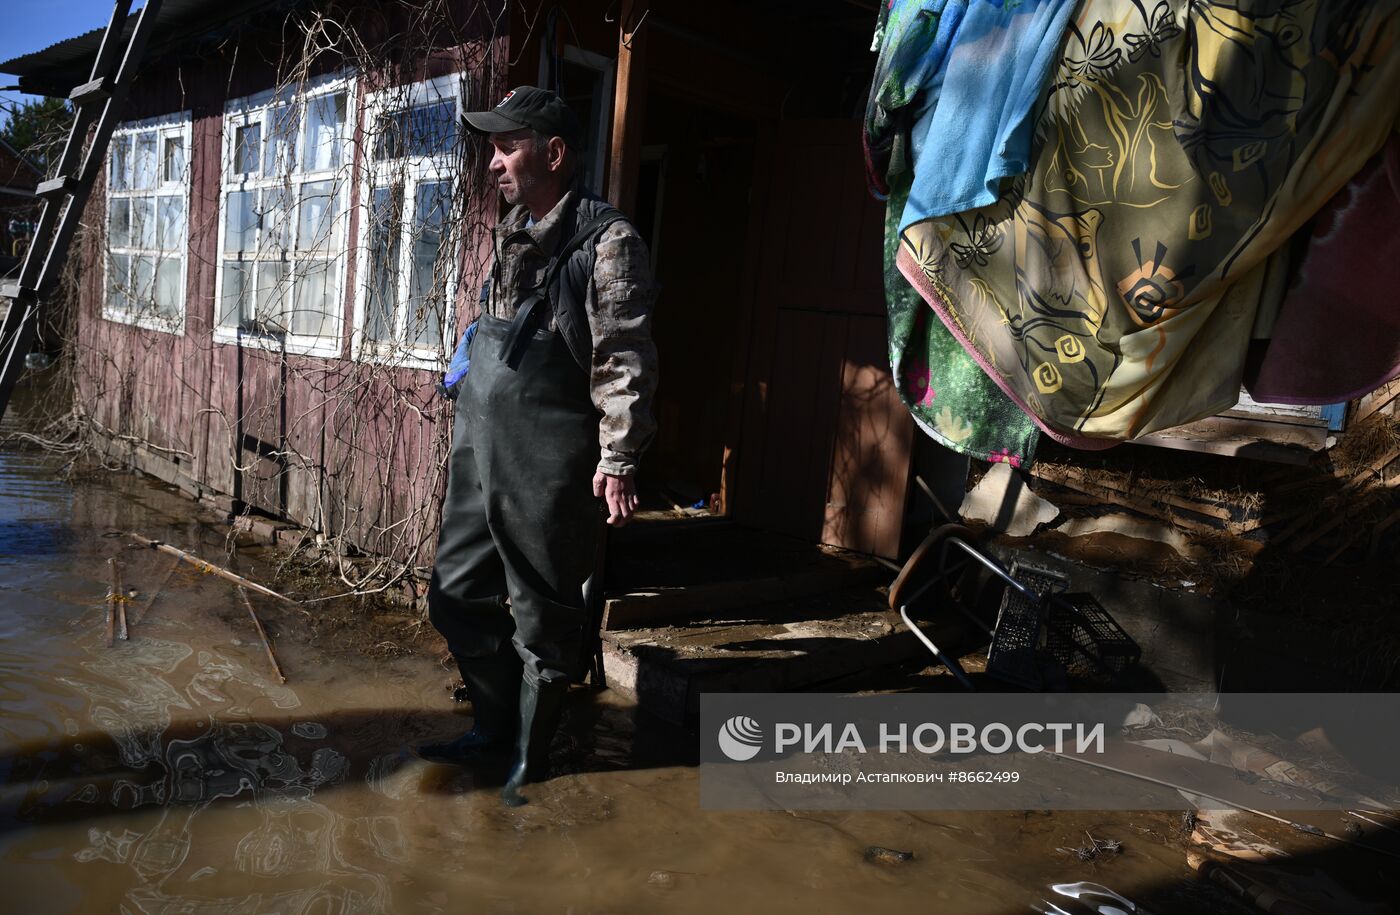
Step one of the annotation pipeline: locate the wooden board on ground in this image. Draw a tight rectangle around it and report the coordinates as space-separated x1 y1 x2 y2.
1136 415 1327 465
1353 378 1400 425
1031 463 1235 522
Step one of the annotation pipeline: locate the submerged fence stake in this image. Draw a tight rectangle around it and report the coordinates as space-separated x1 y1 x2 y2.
239 587 287 685
125 532 296 605
111 557 127 641
104 558 117 647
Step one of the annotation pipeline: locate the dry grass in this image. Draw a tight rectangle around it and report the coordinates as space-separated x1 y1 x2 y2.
1028 411 1400 569
1169 528 1258 588
1057 831 1123 862
1330 413 1400 479
1033 460 1264 519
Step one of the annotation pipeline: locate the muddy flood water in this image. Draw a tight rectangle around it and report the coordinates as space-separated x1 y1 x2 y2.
0 438 1376 914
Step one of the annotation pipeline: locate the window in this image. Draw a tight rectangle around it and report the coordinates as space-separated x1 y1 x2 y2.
215 75 354 355
105 113 191 331
353 75 463 366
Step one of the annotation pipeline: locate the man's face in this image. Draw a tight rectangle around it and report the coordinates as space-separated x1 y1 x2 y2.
487 129 549 205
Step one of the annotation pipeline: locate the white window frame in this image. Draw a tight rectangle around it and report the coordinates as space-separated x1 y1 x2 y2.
213 72 356 357
104 111 192 333
351 74 465 370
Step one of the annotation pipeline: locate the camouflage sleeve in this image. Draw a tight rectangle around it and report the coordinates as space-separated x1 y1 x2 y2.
589 219 658 477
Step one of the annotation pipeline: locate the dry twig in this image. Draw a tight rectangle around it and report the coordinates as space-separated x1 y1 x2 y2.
238 587 287 684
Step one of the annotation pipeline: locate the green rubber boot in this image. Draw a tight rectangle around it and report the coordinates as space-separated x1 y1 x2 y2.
418 653 522 764
501 676 569 807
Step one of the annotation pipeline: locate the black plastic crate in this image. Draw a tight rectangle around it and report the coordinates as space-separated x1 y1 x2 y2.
1046 592 1142 679
986 562 1067 689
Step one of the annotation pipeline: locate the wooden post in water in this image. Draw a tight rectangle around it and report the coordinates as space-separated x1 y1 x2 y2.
112 557 127 640
104 558 116 647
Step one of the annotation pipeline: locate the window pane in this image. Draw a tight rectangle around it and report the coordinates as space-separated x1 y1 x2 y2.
302 92 346 172
110 136 131 191
133 133 157 190
365 185 402 342
162 135 184 183
373 101 457 161
133 197 156 250
372 111 405 162
407 180 451 349
263 102 300 177
224 189 257 254
108 253 131 311
219 263 249 327
296 180 337 253
292 260 333 336
133 254 156 308
255 261 290 331
411 101 456 157
260 185 293 254
155 256 183 318
108 198 131 248
234 123 261 175
157 196 184 251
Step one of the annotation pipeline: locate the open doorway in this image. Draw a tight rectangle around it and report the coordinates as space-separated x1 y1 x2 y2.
630 92 757 522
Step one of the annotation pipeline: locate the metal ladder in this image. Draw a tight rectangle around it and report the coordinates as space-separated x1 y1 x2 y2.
0 0 164 422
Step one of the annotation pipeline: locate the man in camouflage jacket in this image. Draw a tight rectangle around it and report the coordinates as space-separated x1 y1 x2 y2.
482 180 658 482
422 87 658 807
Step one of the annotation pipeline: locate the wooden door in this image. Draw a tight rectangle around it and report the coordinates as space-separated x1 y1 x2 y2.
730 119 913 559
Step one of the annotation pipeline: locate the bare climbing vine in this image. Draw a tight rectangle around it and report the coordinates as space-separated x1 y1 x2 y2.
7 0 574 603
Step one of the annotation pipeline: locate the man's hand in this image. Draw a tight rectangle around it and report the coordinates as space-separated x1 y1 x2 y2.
593 471 639 527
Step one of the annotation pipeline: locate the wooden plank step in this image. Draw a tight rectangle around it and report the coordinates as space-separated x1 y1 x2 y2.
69 78 112 105
35 176 77 199
601 588 920 723
602 559 887 630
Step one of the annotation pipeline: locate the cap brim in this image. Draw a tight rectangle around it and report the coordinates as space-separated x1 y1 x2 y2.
462 110 527 135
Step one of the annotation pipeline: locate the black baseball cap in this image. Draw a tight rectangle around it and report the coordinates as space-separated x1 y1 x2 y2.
463 86 583 147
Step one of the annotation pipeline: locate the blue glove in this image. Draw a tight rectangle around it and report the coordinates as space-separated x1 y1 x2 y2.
440 320 478 399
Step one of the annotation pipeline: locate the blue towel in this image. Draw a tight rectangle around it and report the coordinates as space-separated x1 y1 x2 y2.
864 1 966 194
892 0 1077 230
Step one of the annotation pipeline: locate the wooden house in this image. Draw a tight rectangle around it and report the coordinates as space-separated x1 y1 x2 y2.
0 0 914 575
6 0 1379 594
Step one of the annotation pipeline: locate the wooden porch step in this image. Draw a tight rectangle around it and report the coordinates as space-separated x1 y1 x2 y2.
600 586 921 724
602 557 887 630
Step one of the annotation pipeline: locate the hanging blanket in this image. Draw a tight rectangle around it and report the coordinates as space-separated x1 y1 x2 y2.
894 0 1400 444
1245 136 1400 405
884 171 1041 467
866 0 1078 223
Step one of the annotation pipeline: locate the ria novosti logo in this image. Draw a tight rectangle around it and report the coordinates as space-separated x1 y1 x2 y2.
717 716 764 761
713 713 1108 761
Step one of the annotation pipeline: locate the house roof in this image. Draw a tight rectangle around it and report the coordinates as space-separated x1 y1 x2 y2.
0 0 309 96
